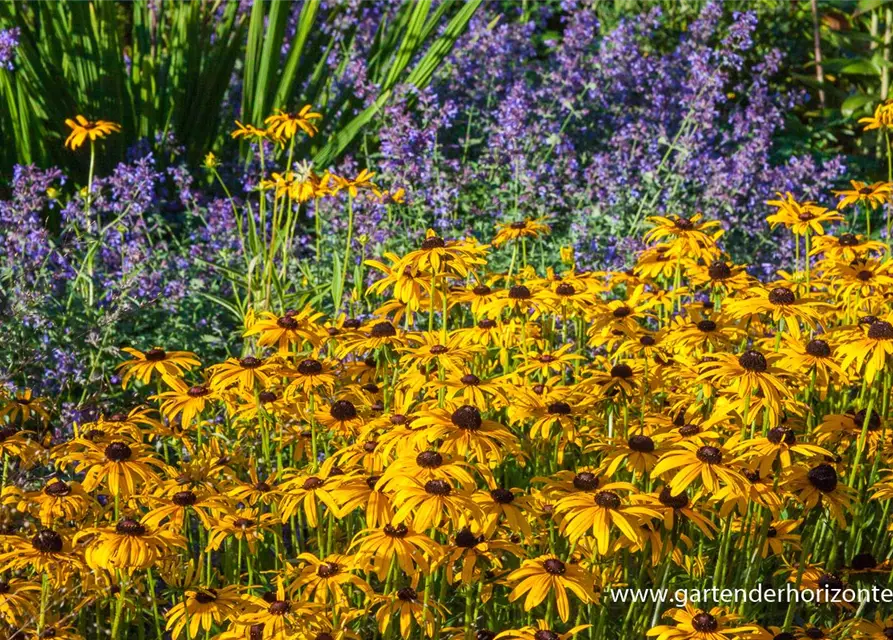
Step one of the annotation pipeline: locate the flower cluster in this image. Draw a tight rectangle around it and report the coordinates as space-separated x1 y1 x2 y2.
2 176 893 638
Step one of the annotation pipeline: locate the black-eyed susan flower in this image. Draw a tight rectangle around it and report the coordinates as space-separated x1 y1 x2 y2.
264 104 322 140
374 585 447 638
116 347 200 388
494 620 590 640
784 462 854 526
77 516 185 574
646 604 757 640
64 115 121 150
208 355 280 393
165 584 246 640
506 555 595 623
0 528 86 584
652 440 747 497
63 439 165 497
644 214 723 261
243 308 324 354
350 522 443 581
492 218 551 247
833 180 892 210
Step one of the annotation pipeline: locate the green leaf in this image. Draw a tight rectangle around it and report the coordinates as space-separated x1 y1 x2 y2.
841 93 874 117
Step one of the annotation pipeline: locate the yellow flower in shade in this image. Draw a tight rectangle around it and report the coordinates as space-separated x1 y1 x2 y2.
151 377 214 429
401 229 489 278
374 585 448 638
643 213 723 261
440 526 522 585
411 404 519 467
651 441 747 497
289 552 373 605
165 584 246 640
492 217 551 247
205 508 279 553
142 484 233 530
62 439 165 497
733 426 830 478
506 555 595 623
765 192 842 235
0 577 39 627
116 347 200 389
332 168 376 197
0 388 50 424
63 115 121 150
230 120 268 141
350 523 443 581
207 355 279 392
278 469 342 527
238 578 323 639
22 478 96 526
391 477 482 532
242 308 323 354
399 331 480 373
646 604 757 640
696 350 793 422
554 482 661 551
784 462 854 527
859 100 893 131
811 232 887 262
839 319 893 382
856 614 893 639
833 180 892 210
495 620 590 640
76 516 186 573
264 104 322 140
0 528 86 585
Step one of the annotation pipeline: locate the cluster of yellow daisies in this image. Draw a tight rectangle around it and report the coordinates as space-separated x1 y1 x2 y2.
3 184 893 640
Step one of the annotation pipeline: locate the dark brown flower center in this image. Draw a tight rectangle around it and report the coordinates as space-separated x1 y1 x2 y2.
804 628 824 639
708 261 732 280
767 426 796 446
868 321 893 340
798 212 815 222
473 285 492 296
738 350 768 372
32 529 63 553
343 318 362 329
674 217 695 231
104 441 132 462
697 319 717 332
330 400 358 422
116 518 146 536
234 518 255 528
425 479 452 496
451 405 482 430
859 187 874 195
455 527 483 548
303 477 324 490
808 464 838 493
805 339 831 358
297 359 323 376
384 523 408 538
556 283 575 296
239 356 262 369
612 305 631 318
678 424 701 437
838 233 859 246
397 587 418 601
490 488 515 504
854 408 882 431
534 632 560 640
370 321 397 338
269 600 291 615
145 348 167 361
194 589 217 604
366 475 382 490
430 345 448 354
595 491 621 509
768 287 796 305
416 451 443 468
767 526 778 537
510 220 527 229
640 335 656 346
573 472 599 491
478 318 497 329
543 558 566 575
277 316 299 329
316 562 340 578
508 285 531 299
173 490 198 507
692 612 718 632
696 445 723 464
658 487 688 509
611 363 633 379
421 236 445 250
460 373 481 386
628 435 655 452
548 402 572 415
772 634 795 640
44 480 72 497
187 385 210 398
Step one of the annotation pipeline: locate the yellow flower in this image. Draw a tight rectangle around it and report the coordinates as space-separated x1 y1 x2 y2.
506 555 595 622
264 104 322 141
858 100 893 131
64 115 121 150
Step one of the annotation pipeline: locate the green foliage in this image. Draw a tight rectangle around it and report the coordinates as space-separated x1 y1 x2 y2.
0 0 481 178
